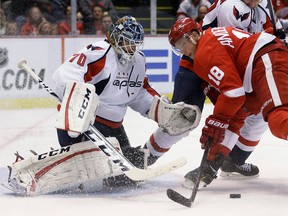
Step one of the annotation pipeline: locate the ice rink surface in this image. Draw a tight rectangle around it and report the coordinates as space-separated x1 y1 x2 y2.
0 104 287 216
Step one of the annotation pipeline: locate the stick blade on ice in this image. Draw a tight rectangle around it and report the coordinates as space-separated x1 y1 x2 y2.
166 189 192 208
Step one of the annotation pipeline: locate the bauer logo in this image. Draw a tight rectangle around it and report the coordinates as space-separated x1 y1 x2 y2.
0 47 8 68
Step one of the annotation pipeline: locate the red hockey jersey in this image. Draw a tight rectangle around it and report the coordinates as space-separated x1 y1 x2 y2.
193 27 277 120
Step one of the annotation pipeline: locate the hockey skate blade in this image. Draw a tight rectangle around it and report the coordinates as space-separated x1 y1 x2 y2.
125 157 186 181
220 171 259 180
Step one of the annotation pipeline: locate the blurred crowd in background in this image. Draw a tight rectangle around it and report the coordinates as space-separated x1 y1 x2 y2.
0 0 288 37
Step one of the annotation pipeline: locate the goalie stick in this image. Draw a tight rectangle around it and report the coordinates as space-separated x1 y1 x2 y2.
17 59 187 181
166 140 211 207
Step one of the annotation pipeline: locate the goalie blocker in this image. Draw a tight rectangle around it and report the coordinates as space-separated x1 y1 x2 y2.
55 81 99 138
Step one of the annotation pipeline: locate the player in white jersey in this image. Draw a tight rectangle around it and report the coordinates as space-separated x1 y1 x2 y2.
182 0 287 188
51 16 201 185
202 0 284 33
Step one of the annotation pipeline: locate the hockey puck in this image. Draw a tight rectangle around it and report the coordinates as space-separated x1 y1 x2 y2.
230 193 241 199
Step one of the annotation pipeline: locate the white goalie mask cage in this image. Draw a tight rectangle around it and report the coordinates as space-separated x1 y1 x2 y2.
106 16 144 63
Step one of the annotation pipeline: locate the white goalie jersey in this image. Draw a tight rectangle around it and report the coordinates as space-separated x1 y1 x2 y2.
52 40 159 123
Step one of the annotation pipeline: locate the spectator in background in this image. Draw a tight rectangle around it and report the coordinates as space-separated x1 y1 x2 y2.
93 5 104 35
0 8 6 35
7 0 48 34
101 14 112 34
42 0 69 24
195 5 208 25
5 21 17 36
37 20 52 35
78 0 118 34
58 5 84 35
20 6 46 36
177 0 211 20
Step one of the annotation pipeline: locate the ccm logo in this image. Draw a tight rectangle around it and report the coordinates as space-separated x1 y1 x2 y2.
38 146 71 160
207 119 228 129
78 88 91 119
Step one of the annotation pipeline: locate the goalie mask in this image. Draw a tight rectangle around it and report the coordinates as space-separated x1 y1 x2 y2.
168 18 202 56
106 16 144 64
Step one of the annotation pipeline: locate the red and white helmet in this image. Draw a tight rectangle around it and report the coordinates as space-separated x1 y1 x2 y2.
168 18 202 47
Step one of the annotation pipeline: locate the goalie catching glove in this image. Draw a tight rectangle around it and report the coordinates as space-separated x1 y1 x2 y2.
55 81 99 137
148 95 201 135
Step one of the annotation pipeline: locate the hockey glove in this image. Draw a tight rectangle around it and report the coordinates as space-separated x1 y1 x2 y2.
201 82 220 105
200 115 229 148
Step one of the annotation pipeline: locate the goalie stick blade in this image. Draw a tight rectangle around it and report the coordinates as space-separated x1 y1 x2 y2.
125 157 187 181
166 188 192 208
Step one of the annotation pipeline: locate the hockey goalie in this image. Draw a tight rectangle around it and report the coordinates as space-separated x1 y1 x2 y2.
5 80 200 196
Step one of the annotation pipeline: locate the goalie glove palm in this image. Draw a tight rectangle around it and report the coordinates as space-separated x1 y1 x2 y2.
148 96 201 135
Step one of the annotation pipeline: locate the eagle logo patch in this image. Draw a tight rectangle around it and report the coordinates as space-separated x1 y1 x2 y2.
233 6 250 21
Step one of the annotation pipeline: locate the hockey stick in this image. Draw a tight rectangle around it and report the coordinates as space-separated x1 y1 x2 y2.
267 0 277 31
17 59 187 181
166 139 211 207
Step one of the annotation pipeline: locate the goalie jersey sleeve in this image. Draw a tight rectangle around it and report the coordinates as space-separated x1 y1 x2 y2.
193 27 276 120
52 40 159 123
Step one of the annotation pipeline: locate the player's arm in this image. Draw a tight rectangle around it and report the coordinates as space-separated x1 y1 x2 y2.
194 43 246 159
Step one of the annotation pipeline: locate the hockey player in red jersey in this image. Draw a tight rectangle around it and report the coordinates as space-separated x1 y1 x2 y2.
174 0 288 188
168 17 288 185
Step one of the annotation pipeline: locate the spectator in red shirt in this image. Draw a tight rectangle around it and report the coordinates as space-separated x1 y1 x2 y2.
20 6 46 36
58 5 84 35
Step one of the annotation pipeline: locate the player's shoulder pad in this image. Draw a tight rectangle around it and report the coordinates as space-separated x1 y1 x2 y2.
81 40 112 62
218 0 251 29
84 40 111 55
220 0 251 14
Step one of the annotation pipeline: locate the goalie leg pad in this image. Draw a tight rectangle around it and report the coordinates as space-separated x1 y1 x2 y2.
55 81 99 137
148 95 201 135
9 138 123 196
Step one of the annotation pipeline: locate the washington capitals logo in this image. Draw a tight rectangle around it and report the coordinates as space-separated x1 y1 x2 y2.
233 6 250 21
